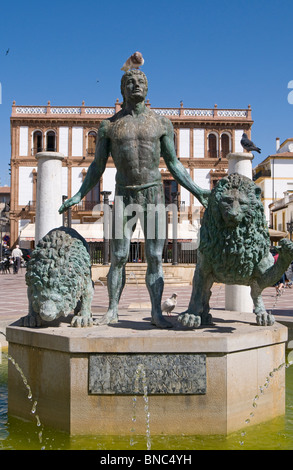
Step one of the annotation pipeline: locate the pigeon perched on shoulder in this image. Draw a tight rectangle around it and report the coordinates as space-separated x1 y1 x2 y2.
161 293 178 316
240 133 261 153
121 52 144 72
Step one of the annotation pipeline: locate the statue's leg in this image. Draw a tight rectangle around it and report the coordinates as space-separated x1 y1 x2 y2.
98 236 130 325
145 236 172 329
199 273 214 325
250 281 275 326
71 277 94 327
178 254 213 328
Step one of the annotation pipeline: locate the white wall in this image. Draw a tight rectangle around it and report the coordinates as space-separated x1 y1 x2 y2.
59 127 69 156
258 159 293 222
71 167 117 200
18 166 36 205
71 167 84 196
180 168 190 206
62 167 68 197
193 129 204 158
194 168 210 193
72 127 83 156
102 168 117 200
19 126 29 156
273 159 293 178
234 129 244 152
179 129 190 158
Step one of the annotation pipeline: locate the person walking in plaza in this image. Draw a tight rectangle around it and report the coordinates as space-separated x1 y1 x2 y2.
11 244 23 274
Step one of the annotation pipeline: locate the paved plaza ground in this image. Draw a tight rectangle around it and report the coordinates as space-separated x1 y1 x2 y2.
0 268 293 347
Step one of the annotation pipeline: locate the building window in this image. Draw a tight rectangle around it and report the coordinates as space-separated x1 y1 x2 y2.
208 133 218 158
164 179 178 205
221 133 230 158
46 131 56 151
87 131 97 156
32 130 43 155
82 168 101 210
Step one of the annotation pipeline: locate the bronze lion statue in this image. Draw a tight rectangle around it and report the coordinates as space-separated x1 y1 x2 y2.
178 173 293 328
21 227 94 328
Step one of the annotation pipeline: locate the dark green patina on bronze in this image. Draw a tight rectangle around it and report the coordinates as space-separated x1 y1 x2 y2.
178 173 293 328
59 70 209 329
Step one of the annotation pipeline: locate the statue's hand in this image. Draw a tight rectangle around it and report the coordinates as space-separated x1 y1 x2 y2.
59 194 81 214
196 189 211 208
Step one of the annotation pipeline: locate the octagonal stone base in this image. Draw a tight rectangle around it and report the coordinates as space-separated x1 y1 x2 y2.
6 308 287 436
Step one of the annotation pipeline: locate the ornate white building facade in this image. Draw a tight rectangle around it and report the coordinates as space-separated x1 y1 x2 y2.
253 137 293 224
10 100 253 251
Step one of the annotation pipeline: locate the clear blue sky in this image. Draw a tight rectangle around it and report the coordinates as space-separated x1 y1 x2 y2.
1 0 293 186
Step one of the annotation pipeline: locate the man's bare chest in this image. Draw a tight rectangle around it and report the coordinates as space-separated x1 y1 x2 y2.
109 114 163 145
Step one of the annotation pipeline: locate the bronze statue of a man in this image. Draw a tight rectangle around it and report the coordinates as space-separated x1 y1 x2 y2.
59 70 209 328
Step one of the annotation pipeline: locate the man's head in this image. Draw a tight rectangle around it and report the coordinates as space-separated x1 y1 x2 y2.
121 70 148 105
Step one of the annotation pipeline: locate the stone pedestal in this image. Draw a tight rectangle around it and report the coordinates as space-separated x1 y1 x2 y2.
35 152 64 245
6 309 287 436
225 151 254 313
226 151 254 178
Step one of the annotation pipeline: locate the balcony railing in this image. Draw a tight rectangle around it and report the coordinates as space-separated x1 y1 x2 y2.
23 200 102 213
23 200 187 215
72 201 102 211
12 103 252 120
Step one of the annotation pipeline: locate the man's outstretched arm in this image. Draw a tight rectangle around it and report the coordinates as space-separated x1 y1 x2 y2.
161 120 210 208
59 121 111 214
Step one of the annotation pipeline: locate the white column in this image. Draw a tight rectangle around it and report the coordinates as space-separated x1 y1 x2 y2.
225 152 254 313
226 151 254 179
35 152 64 245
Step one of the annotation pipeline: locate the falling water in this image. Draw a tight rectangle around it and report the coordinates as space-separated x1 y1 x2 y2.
130 363 151 450
0 331 44 449
6 354 44 447
239 353 293 447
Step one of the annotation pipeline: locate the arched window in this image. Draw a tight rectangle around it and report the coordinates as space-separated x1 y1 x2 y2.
46 131 56 151
221 133 230 159
32 130 43 155
87 131 97 156
208 133 218 158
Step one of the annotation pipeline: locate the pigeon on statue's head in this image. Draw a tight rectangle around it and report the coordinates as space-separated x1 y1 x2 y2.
121 52 144 72
241 133 261 153
161 293 178 316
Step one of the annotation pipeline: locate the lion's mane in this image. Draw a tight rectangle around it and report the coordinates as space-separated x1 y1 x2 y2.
199 173 270 280
25 227 91 315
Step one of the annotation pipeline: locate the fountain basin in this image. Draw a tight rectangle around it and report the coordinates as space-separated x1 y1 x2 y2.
6 308 287 436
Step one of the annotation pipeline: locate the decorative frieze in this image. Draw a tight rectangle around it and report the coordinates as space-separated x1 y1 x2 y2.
16 107 46 114
51 107 81 114
13 104 251 122
88 353 207 395
85 107 115 115
184 109 214 117
217 110 247 117
154 109 180 116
